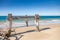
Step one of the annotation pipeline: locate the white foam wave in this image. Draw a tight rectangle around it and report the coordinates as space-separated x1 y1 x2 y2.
0 19 60 28
39 19 60 25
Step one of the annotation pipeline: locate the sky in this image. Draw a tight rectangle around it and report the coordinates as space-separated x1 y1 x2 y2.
0 0 60 16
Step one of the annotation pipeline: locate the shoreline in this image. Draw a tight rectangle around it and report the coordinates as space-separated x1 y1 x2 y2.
0 23 60 40
0 21 60 28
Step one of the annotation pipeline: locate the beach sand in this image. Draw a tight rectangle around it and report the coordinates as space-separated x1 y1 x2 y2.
2 24 60 40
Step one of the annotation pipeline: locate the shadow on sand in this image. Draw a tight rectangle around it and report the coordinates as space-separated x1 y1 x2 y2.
40 27 50 31
12 30 35 35
11 27 50 40
11 30 35 40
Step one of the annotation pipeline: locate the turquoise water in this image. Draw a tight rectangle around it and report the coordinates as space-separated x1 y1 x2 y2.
0 16 60 28
0 16 60 22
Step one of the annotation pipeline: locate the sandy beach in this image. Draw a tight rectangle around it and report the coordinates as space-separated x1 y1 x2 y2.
0 0 60 40
7 24 60 40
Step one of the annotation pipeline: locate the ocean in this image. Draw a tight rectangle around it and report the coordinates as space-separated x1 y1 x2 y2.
0 16 60 21
0 16 60 28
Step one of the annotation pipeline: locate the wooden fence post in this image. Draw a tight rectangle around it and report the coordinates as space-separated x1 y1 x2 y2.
7 14 12 30
35 14 40 32
25 15 28 27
